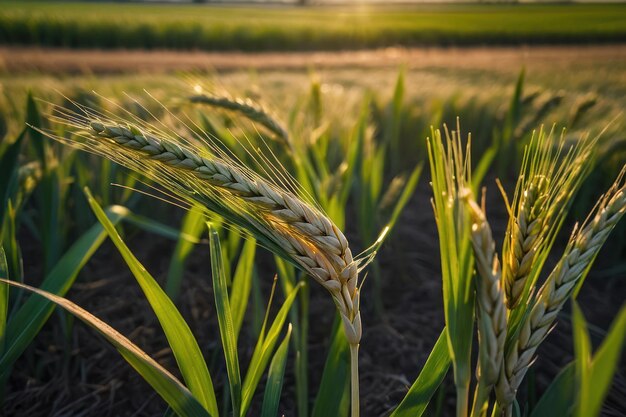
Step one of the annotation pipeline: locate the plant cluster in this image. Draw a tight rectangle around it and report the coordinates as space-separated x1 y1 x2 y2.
0 74 624 417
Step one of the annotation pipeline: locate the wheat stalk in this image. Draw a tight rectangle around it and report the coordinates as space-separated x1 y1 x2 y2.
497 173 626 414
463 190 507 417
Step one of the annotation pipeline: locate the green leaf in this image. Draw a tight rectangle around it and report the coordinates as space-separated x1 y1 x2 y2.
338 101 367 207
208 223 242 417
0 246 8 343
230 237 256 341
275 256 309 417
241 280 303 415
261 324 292 417
26 92 46 168
427 127 475 410
390 328 451 417
386 68 405 166
0 279 210 417
502 69 524 144
0 205 128 375
1 201 22 299
471 145 497 193
386 163 422 232
125 211 203 244
572 301 592 417
165 206 206 300
575 302 626 417
529 362 575 417
0 128 26 225
312 319 350 417
85 188 218 416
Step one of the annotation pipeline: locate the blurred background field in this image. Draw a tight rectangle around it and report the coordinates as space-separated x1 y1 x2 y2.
2 2 626 50
1 1 626 416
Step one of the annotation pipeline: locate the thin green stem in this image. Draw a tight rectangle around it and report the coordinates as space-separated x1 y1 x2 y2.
457 384 469 417
350 343 360 417
298 282 309 417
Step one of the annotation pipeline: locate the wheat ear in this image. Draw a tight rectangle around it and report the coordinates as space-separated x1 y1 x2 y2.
86 121 362 344
497 173 626 413
189 94 290 147
463 190 507 417
503 175 549 309
502 130 597 310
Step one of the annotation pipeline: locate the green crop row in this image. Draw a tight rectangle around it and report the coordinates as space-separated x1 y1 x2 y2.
1 2 626 50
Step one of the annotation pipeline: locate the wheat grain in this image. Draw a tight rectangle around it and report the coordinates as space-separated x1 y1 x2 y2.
497 173 626 413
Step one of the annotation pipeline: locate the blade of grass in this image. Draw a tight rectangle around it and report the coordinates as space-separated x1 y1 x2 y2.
572 302 592 417
312 318 350 417
275 256 309 417
85 188 218 416
390 328 451 417
386 68 405 167
574 301 626 417
241 280 303 416
427 126 475 417
230 237 256 341
0 247 8 344
471 145 497 194
337 99 367 207
385 163 423 232
529 362 575 417
125 211 204 244
261 324 292 417
2 202 22 300
0 128 25 224
165 206 206 300
208 223 242 417
26 93 45 168
0 279 210 417
294 281 309 417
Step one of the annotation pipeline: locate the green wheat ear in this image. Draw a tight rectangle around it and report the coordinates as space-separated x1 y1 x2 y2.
498 169 626 414
502 128 597 310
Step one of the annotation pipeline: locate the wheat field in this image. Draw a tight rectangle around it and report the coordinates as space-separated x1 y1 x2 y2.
1 8 625 417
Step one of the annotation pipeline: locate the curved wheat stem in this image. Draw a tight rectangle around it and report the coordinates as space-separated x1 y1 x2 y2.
497 174 626 414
